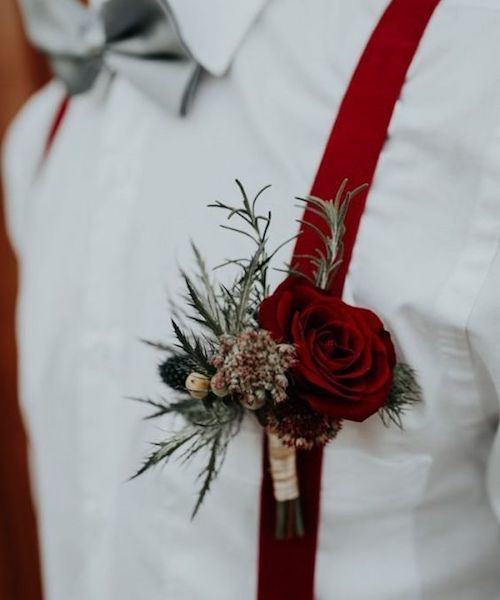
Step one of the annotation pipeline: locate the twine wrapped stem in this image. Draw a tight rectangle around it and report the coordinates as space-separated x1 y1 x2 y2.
267 432 304 539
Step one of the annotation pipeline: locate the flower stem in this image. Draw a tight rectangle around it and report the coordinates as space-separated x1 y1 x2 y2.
275 501 286 539
293 497 305 537
275 499 304 540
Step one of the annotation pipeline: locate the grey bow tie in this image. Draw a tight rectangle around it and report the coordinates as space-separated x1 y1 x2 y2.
18 0 203 115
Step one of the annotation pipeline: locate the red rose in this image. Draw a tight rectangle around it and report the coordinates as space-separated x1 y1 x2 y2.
258 277 396 422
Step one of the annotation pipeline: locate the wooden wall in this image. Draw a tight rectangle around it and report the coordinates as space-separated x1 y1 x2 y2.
0 1 49 598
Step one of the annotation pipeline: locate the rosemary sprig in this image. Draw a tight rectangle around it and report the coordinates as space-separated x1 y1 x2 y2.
293 179 368 290
209 180 295 326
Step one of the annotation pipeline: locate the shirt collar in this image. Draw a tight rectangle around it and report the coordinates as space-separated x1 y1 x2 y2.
163 0 269 76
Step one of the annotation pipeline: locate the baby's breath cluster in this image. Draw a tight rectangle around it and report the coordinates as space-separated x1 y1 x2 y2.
210 328 296 409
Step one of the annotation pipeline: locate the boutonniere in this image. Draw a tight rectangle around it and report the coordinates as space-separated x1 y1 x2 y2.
133 180 421 538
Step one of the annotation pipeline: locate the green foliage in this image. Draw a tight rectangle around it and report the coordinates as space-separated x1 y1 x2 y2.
293 179 368 290
208 180 296 332
378 363 422 428
131 399 244 518
170 320 214 375
135 182 294 515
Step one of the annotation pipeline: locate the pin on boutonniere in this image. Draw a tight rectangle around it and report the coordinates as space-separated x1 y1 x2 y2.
132 180 421 539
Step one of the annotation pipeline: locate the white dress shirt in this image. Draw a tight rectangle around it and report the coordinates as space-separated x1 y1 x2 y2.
4 1 500 598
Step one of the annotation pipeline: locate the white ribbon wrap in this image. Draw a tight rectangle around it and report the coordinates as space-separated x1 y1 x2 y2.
267 432 299 502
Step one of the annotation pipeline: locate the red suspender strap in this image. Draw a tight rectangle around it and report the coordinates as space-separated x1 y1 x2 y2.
257 1 441 599
43 96 70 158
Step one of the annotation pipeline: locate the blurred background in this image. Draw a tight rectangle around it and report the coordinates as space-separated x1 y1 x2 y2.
0 1 49 598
